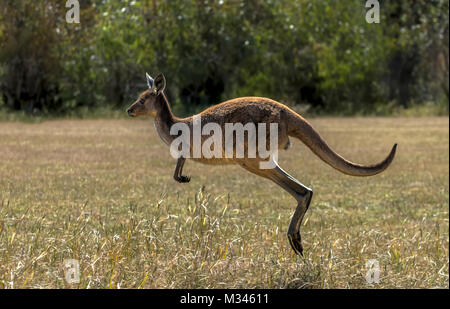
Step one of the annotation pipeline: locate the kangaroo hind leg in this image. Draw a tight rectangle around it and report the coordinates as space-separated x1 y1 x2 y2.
238 161 313 255
269 165 313 256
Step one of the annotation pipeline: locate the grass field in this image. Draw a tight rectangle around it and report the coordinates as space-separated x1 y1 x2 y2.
0 116 448 289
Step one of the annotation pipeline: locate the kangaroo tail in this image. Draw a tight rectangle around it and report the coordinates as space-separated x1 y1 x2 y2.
287 113 397 177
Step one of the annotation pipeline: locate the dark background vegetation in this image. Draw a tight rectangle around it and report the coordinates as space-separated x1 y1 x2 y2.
0 0 448 117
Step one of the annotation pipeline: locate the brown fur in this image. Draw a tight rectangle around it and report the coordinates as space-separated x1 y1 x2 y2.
127 74 397 255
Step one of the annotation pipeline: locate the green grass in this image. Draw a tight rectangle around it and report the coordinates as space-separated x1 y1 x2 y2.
0 117 448 288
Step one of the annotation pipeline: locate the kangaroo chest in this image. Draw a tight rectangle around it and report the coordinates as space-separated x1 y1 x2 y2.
154 120 171 146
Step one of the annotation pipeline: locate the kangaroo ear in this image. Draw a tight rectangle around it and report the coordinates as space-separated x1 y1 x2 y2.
154 73 166 95
146 73 154 89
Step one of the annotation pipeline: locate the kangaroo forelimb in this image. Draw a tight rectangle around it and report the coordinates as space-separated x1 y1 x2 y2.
174 157 190 183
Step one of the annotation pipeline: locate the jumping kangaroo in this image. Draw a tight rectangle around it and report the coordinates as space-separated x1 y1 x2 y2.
126 73 397 255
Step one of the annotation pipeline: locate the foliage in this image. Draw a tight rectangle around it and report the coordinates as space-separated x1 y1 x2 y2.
0 0 448 116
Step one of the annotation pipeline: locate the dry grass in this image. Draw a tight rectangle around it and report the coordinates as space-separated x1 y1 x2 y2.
0 117 448 289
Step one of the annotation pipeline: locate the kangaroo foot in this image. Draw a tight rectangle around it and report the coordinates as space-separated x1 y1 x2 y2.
287 232 303 256
175 175 190 183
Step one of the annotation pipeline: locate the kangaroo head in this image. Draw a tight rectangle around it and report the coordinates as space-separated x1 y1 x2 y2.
127 73 166 117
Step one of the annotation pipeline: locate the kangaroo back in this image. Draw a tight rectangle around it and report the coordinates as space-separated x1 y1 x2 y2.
286 112 397 176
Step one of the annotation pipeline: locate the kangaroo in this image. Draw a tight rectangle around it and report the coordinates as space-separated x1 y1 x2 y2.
126 73 397 255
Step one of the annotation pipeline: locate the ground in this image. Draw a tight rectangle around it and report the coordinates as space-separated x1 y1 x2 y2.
0 116 448 288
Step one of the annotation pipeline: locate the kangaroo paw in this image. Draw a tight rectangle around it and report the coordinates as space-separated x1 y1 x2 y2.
176 175 190 183
287 232 303 256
